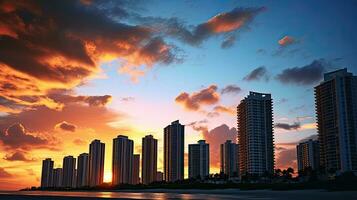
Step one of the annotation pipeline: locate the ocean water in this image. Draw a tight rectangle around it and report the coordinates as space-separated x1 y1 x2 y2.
0 189 357 200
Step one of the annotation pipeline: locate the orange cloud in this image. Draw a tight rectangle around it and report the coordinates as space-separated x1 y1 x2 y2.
213 105 235 115
278 36 296 47
175 85 220 111
55 121 77 132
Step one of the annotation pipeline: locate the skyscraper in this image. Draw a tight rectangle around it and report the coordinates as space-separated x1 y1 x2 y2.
315 68 357 173
89 140 105 187
189 140 209 179
77 153 89 187
112 135 134 185
238 91 275 176
132 154 140 184
164 120 184 182
220 140 239 177
62 156 76 188
297 139 320 172
41 158 53 188
52 168 63 188
142 135 158 185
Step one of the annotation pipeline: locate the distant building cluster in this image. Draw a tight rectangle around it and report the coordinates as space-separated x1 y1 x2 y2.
41 68 357 187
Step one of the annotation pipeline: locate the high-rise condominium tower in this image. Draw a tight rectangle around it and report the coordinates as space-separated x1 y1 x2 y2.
315 68 357 173
89 140 105 187
77 153 89 187
112 135 134 185
62 156 76 188
164 120 184 182
41 158 54 188
142 135 158 185
297 139 320 172
238 91 275 176
189 140 210 179
220 140 239 177
132 154 140 184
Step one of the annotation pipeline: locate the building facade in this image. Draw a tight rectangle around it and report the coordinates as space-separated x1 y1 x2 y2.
77 153 89 187
220 140 239 177
238 91 275 176
52 168 63 188
132 154 140 184
297 139 320 172
188 140 209 179
41 158 54 188
112 135 134 185
142 135 158 185
164 120 185 182
315 68 357 173
88 140 105 187
62 156 76 188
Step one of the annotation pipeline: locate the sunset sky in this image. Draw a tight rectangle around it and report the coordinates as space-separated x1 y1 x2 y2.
1 0 357 190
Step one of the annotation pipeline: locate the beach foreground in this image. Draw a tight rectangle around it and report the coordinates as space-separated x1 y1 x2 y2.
1 189 357 200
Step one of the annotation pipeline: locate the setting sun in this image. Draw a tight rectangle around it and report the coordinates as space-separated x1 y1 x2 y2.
104 171 112 183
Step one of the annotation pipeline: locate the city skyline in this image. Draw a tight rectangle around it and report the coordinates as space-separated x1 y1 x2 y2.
1 0 357 191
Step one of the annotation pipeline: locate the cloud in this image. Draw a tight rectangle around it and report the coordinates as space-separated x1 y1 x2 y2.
188 122 236 168
243 66 269 81
221 84 241 94
0 168 12 178
213 105 235 115
275 122 301 130
0 123 55 151
136 7 265 47
0 0 180 113
278 36 296 47
73 138 87 146
275 148 297 170
120 97 135 102
276 59 326 85
175 85 220 111
55 121 77 132
3 151 35 162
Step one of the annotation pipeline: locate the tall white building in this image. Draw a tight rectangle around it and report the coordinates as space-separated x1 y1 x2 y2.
189 140 209 179
142 135 157 185
41 158 53 188
164 120 184 182
238 92 275 176
89 140 105 187
112 135 134 185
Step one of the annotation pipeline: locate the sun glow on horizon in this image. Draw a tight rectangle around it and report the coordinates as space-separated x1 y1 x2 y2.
104 171 112 183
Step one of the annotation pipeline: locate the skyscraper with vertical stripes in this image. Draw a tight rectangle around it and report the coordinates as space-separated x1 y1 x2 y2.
62 156 76 188
315 68 357 173
164 120 184 182
41 158 53 188
112 135 134 185
238 91 274 176
89 140 105 187
77 153 89 187
189 140 210 179
142 135 158 185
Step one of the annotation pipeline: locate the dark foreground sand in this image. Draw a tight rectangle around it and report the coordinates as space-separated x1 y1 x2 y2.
1 189 357 200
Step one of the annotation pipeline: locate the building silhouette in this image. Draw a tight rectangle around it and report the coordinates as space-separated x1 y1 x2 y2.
220 140 239 177
315 68 357 173
52 168 63 188
297 139 320 172
89 140 105 187
189 140 209 179
238 92 274 176
62 156 76 188
77 153 89 187
41 158 53 188
112 135 134 185
132 154 140 184
156 171 163 182
142 135 158 185
164 120 185 182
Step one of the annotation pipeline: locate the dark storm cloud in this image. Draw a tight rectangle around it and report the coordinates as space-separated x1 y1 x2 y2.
275 122 301 130
276 59 326 85
243 66 269 81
